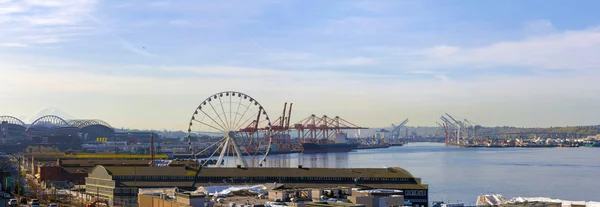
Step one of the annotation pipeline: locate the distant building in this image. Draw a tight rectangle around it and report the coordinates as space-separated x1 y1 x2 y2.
586 134 600 140
114 132 160 143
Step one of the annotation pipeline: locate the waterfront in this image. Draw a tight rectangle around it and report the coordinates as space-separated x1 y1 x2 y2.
259 142 600 204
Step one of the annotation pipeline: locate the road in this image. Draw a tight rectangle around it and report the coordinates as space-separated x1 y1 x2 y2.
1 198 40 207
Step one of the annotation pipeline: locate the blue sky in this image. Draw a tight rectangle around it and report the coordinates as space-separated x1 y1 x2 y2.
1 0 600 130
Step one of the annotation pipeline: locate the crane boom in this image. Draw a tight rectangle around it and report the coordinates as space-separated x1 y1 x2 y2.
445 113 460 124
286 103 293 129
392 119 409 131
390 118 409 138
436 122 444 128
440 116 454 127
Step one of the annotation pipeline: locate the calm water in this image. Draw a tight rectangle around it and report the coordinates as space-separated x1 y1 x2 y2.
260 142 600 204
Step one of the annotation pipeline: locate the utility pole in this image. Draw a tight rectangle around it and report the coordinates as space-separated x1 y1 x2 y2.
11 154 21 199
150 133 155 167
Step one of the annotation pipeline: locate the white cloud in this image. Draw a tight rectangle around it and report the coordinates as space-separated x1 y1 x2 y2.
416 27 600 71
0 42 28 47
0 0 97 46
420 45 460 58
0 3 23 14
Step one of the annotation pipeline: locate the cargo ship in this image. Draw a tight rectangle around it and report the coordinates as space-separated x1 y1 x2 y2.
301 132 359 153
356 143 391 149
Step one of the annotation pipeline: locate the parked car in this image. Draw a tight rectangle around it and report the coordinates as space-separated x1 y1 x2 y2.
29 198 40 205
48 204 59 207
7 199 18 206
2 192 11 199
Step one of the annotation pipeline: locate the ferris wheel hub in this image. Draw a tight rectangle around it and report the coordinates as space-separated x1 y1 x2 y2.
226 131 236 138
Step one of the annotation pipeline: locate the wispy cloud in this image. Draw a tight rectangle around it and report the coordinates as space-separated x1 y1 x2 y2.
0 42 28 47
523 19 557 36
85 14 158 57
148 1 170 7
0 0 98 46
168 19 191 27
310 57 377 67
415 26 600 71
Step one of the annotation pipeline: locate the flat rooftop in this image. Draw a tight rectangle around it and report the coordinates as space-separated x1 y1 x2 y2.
99 166 417 179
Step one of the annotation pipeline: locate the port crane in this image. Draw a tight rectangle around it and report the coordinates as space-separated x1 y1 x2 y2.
440 113 479 146
376 119 409 143
293 115 367 143
390 119 409 139
269 102 294 151
439 115 458 144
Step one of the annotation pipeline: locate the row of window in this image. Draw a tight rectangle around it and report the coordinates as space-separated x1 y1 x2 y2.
113 196 137 205
85 178 115 187
114 188 136 194
406 199 428 203
110 176 416 184
113 176 411 181
85 186 113 197
404 190 427 196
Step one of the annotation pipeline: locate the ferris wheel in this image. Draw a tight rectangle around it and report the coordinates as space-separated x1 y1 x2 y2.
187 91 273 168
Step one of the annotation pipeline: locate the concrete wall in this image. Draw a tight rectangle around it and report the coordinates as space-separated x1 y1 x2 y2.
311 189 322 201
138 194 191 207
348 195 404 207
269 190 285 202
39 166 62 181
176 195 211 207
348 196 375 207
377 196 404 207
386 196 404 206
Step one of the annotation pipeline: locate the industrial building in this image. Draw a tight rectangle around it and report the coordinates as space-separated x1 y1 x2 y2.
33 159 193 185
85 165 429 207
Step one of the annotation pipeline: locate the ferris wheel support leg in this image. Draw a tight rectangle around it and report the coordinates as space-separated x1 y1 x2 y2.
230 137 249 168
216 138 230 167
